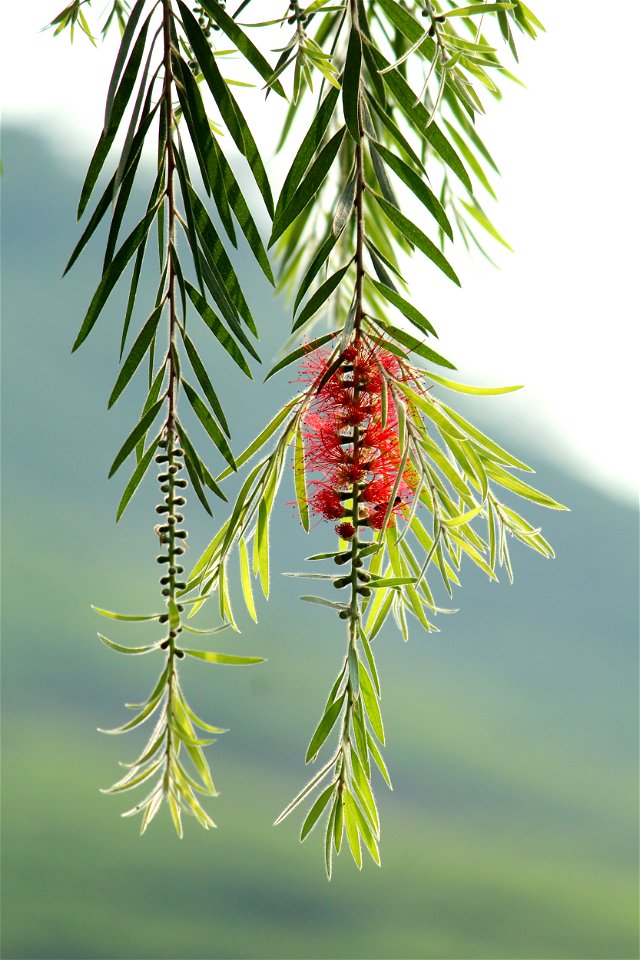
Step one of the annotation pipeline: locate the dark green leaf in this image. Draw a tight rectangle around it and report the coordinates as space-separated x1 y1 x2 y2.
183 380 236 471
264 333 335 381
108 398 164 478
78 12 151 218
185 183 257 335
270 127 346 247
293 231 338 314
292 263 351 333
186 281 254 378
274 85 340 221
369 277 437 337
177 1 274 217
197 0 286 97
73 203 158 351
203 135 273 282
369 139 452 239
181 332 230 435
116 434 161 521
342 28 362 142
373 193 461 285
108 304 163 407
104 0 147 128
371 45 472 192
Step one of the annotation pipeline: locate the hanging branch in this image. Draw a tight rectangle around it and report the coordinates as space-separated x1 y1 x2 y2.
185 0 562 875
50 0 284 832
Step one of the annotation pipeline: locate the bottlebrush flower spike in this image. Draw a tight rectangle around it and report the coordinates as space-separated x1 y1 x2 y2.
300 340 416 537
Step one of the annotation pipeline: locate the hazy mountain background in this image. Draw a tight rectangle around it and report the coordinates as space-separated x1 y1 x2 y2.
1 125 638 960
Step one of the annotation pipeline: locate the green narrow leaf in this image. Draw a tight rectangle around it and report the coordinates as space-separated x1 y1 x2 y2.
186 282 254 378
305 693 346 763
216 399 298 481
359 663 384 743
428 370 523 395
373 193 460 286
369 139 453 239
116 434 161 521
108 398 164 478
270 127 346 248
370 317 455 369
275 85 340 221
371 42 471 191
182 380 236 471
108 304 163 407
292 263 351 333
265 334 335 382
294 425 310 532
73 203 158 351
342 27 362 142
182 649 264 665
97 633 159 656
177 1 274 217
437 400 534 471
293 231 338 313
300 783 336 842
368 277 437 337
78 13 151 217
181 332 230 436
344 791 363 869
239 538 258 622
445 3 515 17
333 171 357 237
197 0 286 97
256 499 270 599
104 0 147 128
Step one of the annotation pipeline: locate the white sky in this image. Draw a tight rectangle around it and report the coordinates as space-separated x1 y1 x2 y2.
1 2 638 506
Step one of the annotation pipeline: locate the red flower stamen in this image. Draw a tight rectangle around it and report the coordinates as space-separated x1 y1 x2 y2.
299 339 414 531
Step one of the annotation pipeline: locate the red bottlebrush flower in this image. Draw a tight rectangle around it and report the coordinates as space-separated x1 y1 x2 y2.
310 485 343 521
335 522 356 540
299 338 416 533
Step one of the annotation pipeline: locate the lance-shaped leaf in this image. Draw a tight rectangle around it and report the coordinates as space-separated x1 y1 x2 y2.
264 333 335 382
294 424 310 532
370 43 471 192
275 85 340 221
181 649 264 666
182 380 236 471
78 9 152 217
73 203 158 352
177 1 274 217
197 0 285 98
373 193 460 285
108 304 163 407
186 282 254 378
368 277 437 337
292 263 352 333
116 434 161 521
305 693 346 763
342 27 362 142
98 634 161 656
301 784 336 842
181 332 230 436
368 139 452 239
370 317 455 369
270 127 346 248
108 398 164 478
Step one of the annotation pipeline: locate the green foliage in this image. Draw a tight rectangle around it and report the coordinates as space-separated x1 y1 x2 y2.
52 0 560 870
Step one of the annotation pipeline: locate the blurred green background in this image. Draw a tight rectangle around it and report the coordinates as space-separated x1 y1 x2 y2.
1 126 638 960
